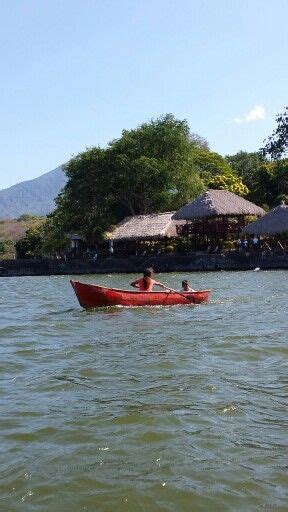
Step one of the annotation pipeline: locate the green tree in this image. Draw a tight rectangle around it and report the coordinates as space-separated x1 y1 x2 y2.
262 106 288 159
192 147 232 183
106 114 204 215
256 107 288 206
45 115 206 246
15 227 44 259
43 114 239 251
225 151 264 190
51 146 114 239
0 239 15 259
41 214 69 255
251 159 288 207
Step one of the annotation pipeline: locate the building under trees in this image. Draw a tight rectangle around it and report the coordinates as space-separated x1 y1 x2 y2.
107 212 178 256
173 189 265 251
107 189 266 255
243 201 288 253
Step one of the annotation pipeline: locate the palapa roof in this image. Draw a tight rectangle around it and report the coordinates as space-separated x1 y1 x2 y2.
172 189 265 220
107 212 176 241
242 202 288 235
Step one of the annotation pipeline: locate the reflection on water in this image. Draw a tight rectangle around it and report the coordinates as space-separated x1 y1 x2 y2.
0 271 287 512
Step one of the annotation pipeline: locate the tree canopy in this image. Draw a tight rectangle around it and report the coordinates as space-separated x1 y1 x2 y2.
15 227 44 259
225 149 287 207
262 106 288 159
192 147 232 183
249 159 288 208
207 174 249 196
21 110 287 256
225 151 264 190
105 114 205 216
45 114 232 248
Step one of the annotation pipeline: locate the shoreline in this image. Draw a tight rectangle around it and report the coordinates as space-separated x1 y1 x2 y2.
0 252 287 277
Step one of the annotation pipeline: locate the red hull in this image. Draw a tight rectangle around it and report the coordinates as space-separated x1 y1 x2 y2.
71 280 211 308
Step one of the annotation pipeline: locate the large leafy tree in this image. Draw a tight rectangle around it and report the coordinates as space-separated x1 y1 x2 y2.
225 151 264 190
259 107 288 206
43 114 237 250
191 147 232 183
105 114 205 215
251 159 288 207
15 227 44 259
50 146 114 239
45 115 207 242
225 150 288 207
262 106 288 159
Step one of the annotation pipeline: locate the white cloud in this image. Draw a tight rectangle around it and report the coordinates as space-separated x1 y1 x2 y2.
245 105 266 122
233 104 266 124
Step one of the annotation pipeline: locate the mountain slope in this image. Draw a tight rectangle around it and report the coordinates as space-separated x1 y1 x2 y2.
0 166 67 218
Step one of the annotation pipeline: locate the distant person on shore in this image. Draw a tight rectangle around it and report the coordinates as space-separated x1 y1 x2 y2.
181 280 196 292
131 268 167 292
252 235 259 251
242 239 248 251
108 240 114 257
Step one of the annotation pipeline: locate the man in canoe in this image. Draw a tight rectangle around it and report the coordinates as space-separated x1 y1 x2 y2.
131 268 168 292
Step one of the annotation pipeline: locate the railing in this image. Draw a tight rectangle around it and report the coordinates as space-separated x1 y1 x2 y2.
176 221 245 236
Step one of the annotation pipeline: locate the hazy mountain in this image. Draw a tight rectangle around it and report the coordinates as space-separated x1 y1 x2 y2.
0 166 67 219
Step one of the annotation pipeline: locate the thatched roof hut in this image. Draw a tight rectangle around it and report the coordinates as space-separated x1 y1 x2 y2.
242 202 288 235
107 212 176 241
172 189 265 220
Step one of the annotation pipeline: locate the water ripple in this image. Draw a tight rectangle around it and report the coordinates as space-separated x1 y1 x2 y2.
0 271 287 511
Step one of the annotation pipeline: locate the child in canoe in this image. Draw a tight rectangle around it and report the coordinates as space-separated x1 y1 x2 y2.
181 280 197 292
131 268 167 292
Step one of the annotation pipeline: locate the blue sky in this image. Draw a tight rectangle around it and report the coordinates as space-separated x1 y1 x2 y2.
0 0 287 189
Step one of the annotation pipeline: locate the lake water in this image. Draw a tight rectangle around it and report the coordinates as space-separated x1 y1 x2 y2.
0 271 287 512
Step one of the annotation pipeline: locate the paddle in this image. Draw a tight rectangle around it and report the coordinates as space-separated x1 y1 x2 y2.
159 283 196 303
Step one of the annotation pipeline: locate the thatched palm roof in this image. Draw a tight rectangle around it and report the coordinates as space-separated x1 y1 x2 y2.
172 189 265 220
242 202 288 235
107 212 176 241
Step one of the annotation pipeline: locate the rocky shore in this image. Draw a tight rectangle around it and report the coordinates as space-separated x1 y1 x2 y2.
0 252 287 277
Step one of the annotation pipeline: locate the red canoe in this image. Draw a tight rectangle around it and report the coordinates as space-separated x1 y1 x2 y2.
71 280 211 308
